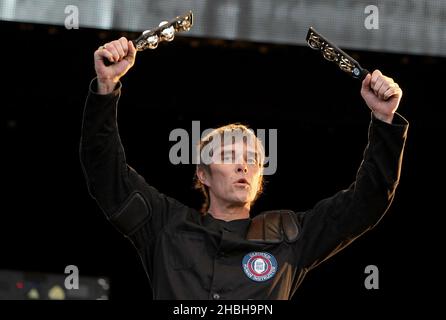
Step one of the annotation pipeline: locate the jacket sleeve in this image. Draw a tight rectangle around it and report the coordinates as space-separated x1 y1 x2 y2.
296 113 409 270
79 78 185 240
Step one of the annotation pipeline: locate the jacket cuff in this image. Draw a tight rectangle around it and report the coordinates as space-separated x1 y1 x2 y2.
371 112 409 130
89 77 122 97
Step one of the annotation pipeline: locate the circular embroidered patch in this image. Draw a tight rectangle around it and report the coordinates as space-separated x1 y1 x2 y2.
242 252 278 282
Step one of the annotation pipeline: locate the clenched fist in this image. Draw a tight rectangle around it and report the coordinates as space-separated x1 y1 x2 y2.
94 37 137 94
361 70 403 124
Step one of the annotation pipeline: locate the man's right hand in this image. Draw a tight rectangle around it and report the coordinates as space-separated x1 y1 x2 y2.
94 37 137 95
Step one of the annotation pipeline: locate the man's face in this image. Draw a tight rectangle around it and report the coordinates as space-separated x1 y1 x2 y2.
200 140 263 207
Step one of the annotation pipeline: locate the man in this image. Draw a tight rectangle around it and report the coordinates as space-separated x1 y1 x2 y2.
80 37 408 299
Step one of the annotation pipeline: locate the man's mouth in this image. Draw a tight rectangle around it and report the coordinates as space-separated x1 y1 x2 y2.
234 178 250 186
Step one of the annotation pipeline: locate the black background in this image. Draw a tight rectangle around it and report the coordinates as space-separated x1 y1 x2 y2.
1 20 444 314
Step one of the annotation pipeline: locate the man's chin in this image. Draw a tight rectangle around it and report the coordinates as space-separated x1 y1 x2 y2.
231 196 253 207
228 190 256 206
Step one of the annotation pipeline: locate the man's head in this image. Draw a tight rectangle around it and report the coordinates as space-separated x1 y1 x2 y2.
195 124 265 214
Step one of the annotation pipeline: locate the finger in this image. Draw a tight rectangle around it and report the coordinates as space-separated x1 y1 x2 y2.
373 76 385 96
383 86 402 101
113 40 126 60
128 40 136 58
382 88 397 101
370 69 382 88
361 73 371 90
118 37 129 56
377 78 395 98
95 47 114 63
378 83 391 100
104 43 120 62
385 76 394 84
125 40 137 64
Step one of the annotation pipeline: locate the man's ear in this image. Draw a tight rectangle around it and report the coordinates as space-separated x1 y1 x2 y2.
196 166 210 187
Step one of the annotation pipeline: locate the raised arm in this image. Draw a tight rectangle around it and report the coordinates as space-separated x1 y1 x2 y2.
80 38 184 239
296 70 408 270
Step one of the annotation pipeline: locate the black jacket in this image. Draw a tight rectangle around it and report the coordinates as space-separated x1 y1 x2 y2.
80 79 408 300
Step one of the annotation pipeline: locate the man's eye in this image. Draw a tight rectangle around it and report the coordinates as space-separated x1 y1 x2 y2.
247 157 257 164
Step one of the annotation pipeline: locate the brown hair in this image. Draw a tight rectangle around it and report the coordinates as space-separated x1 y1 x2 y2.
194 124 265 214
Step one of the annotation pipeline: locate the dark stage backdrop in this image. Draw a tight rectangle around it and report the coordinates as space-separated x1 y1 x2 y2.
0 19 443 313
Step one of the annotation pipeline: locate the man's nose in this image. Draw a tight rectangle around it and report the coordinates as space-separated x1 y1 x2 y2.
236 163 248 174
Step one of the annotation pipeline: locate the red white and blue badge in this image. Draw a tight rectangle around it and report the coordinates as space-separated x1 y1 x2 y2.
242 252 278 282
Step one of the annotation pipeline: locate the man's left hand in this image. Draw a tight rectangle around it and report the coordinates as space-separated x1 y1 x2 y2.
360 69 403 124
